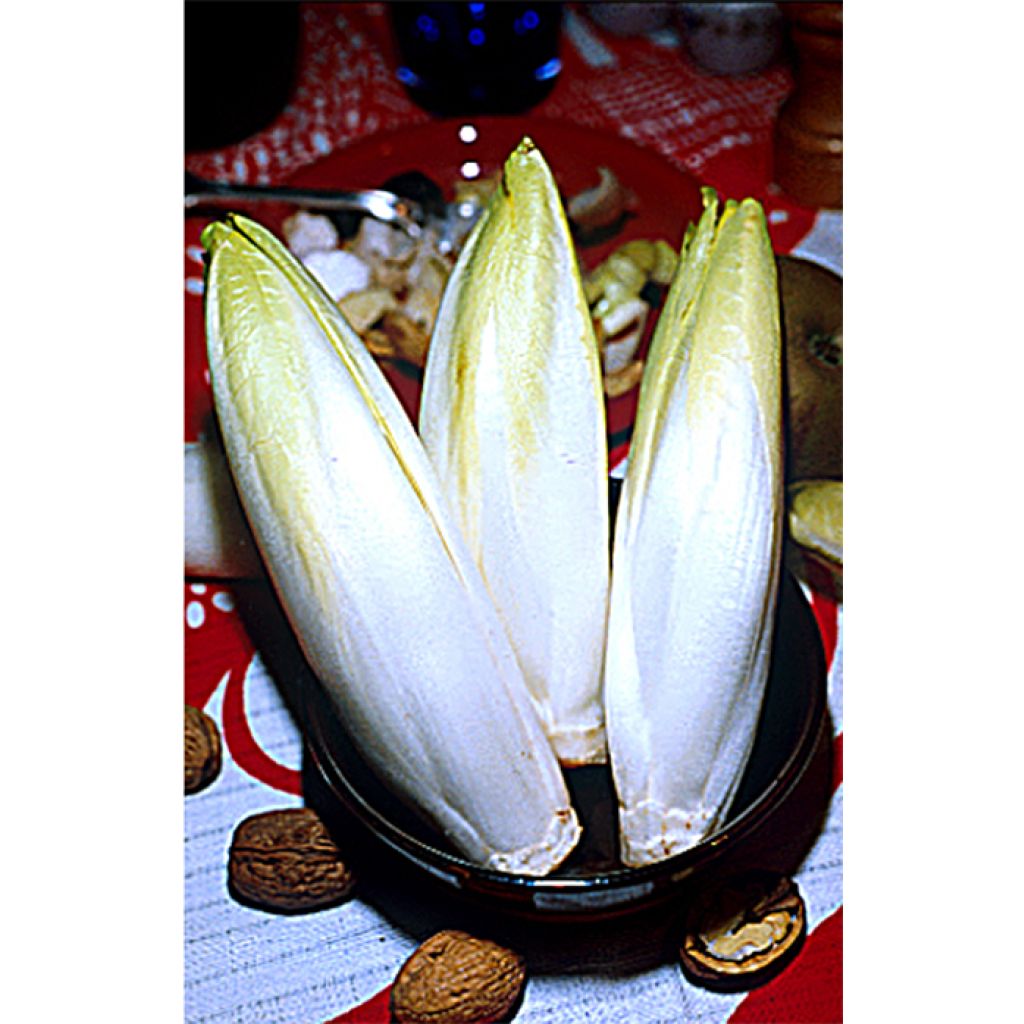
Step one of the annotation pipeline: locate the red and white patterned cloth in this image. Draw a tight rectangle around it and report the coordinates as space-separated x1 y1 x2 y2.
185 5 842 1022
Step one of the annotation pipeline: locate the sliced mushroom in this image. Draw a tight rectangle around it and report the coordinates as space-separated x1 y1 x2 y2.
351 215 416 266
365 309 431 367
617 238 678 285
567 166 634 231
337 286 398 335
603 359 645 398
301 248 373 302
282 209 340 259
599 297 649 374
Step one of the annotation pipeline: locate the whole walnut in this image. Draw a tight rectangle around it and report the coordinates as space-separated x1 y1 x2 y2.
228 808 355 913
184 704 221 794
391 929 526 1024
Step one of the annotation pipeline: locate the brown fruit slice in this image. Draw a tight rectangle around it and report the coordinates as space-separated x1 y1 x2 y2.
391 930 526 1024
778 255 842 482
679 872 807 991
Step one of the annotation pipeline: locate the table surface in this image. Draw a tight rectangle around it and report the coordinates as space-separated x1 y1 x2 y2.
184 5 843 1022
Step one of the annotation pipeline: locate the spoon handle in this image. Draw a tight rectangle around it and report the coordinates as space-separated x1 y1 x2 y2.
184 172 423 235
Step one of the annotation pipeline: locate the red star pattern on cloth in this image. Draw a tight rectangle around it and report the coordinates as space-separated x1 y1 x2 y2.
185 582 302 795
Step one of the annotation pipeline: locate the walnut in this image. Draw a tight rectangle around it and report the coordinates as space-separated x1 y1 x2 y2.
679 872 806 991
227 808 355 913
391 930 526 1024
184 704 221 794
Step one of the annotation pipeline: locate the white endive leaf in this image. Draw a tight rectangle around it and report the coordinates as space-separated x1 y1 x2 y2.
202 214 580 875
420 139 610 766
604 193 784 866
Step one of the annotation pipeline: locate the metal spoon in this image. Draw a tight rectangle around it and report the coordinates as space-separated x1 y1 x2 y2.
184 171 424 237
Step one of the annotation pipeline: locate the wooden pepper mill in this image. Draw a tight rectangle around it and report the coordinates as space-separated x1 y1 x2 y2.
772 2 843 209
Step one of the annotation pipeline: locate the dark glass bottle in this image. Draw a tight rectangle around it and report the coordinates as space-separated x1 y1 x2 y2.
185 1 301 152
389 3 563 116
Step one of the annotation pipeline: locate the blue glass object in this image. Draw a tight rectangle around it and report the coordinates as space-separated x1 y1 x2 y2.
415 14 441 42
534 57 562 82
396 66 423 87
389 3 563 116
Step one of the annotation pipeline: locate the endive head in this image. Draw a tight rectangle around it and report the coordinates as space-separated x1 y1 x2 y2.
604 190 785 866
201 212 583 875
418 138 610 766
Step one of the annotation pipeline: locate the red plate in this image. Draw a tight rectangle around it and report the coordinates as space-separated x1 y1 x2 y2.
184 116 707 448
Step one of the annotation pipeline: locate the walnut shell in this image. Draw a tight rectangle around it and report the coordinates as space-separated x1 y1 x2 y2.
391 930 526 1024
228 808 355 913
184 704 221 794
679 871 806 992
